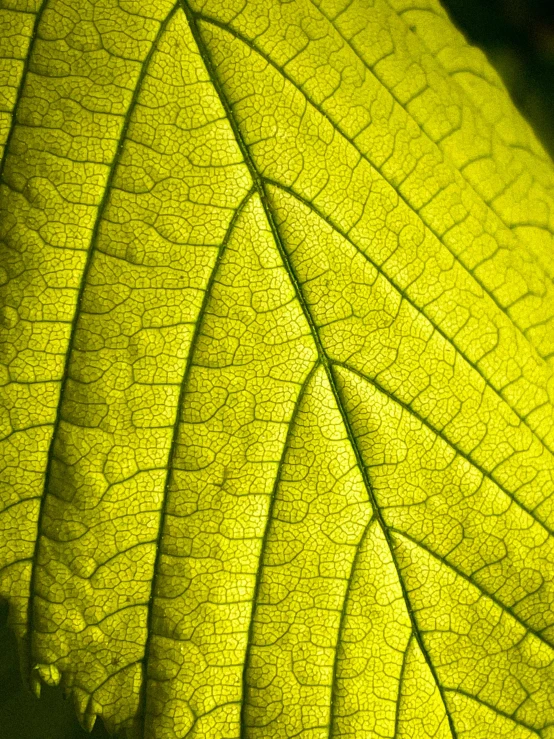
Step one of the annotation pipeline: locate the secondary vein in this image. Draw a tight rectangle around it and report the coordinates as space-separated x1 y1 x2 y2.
0 0 48 184
265 178 554 465
239 361 320 738
139 185 255 739
181 6 458 736
196 13 554 371
334 359 554 541
26 0 181 679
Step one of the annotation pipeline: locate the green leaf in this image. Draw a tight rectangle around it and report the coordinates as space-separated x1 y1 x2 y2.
1 0 554 737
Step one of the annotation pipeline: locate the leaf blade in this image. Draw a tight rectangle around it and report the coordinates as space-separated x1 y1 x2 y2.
1 1 554 737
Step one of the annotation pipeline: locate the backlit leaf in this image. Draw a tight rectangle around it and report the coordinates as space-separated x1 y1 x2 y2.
1 0 554 737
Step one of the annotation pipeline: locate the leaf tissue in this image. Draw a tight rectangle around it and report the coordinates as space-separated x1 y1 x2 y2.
1 0 554 737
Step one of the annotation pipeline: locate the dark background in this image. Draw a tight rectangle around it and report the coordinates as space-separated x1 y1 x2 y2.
1 1 553 738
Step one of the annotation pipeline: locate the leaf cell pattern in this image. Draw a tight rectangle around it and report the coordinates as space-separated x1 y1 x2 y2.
1 0 554 737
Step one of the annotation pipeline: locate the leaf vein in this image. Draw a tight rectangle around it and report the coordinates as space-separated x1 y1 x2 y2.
181 8 459 735
320 0 553 246
196 13 553 365
444 687 542 735
392 528 554 651
0 0 47 184
265 177 554 459
138 184 255 738
240 362 320 739
26 0 181 675
393 634 412 739
328 515 376 738
335 359 554 540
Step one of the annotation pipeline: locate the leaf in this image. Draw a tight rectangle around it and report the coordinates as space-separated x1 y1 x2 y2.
1 0 554 737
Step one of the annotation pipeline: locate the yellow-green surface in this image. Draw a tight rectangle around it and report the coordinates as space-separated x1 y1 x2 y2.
1 0 554 737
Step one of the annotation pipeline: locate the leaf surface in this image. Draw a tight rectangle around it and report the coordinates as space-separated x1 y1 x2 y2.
1 0 554 737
